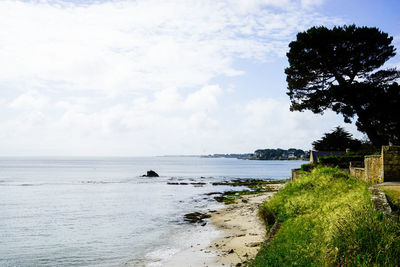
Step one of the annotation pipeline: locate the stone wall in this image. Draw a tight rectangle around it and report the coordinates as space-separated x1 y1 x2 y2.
350 167 365 181
382 146 400 182
350 145 400 184
350 155 383 184
364 155 383 184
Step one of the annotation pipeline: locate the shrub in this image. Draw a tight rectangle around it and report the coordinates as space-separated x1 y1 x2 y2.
319 154 365 168
300 162 317 172
259 205 275 226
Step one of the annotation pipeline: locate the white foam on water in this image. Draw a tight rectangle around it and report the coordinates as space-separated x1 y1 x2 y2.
145 247 181 266
144 223 223 267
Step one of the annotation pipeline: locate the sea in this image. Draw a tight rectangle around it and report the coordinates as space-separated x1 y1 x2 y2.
0 157 307 266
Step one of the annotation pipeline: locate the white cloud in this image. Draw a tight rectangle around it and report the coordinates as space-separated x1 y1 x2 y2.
0 0 349 156
184 85 222 111
0 94 365 156
9 90 49 110
301 0 324 8
238 98 364 150
152 87 182 112
0 0 338 95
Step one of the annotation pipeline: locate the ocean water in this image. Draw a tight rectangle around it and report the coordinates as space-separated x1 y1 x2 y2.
0 157 307 266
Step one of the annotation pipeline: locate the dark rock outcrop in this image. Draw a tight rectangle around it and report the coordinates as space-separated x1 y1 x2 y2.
142 170 159 177
183 212 211 223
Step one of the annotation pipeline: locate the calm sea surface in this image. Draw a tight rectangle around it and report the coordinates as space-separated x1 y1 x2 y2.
0 157 306 266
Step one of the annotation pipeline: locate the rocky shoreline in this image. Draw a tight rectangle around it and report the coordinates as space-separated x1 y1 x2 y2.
162 181 285 267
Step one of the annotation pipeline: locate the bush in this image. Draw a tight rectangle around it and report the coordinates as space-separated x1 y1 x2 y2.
259 205 275 226
319 154 365 168
300 162 317 172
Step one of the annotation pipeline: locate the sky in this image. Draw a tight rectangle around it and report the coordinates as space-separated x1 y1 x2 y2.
0 0 399 156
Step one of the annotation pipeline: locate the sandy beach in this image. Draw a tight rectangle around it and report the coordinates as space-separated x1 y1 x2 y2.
161 183 284 267
209 184 284 266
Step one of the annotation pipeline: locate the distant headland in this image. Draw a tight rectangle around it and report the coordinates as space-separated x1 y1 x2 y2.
201 148 310 160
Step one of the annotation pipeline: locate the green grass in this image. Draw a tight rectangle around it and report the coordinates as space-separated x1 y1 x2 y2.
251 167 400 266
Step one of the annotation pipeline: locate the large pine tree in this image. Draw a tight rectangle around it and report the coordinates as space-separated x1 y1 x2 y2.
286 25 400 146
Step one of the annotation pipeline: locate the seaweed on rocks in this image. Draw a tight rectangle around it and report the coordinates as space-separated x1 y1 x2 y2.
183 212 211 224
211 185 278 204
211 178 285 188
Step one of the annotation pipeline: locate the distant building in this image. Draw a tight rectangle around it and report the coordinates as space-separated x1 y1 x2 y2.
309 150 345 163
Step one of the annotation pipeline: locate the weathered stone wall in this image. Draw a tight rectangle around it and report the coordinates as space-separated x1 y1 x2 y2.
350 167 365 181
364 155 383 184
382 145 400 182
350 155 382 184
350 146 400 184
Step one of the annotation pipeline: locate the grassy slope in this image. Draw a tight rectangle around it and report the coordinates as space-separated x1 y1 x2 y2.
252 167 400 266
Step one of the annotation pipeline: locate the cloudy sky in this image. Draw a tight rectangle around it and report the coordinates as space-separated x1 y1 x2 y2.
0 0 399 156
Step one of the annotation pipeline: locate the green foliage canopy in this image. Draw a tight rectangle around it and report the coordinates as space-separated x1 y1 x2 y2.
285 25 400 146
312 126 361 151
254 148 306 160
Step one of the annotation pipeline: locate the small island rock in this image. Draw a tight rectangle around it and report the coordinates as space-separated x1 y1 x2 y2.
142 170 159 177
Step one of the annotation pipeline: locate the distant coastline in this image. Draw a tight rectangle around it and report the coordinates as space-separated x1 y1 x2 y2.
161 148 310 160
201 148 310 161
